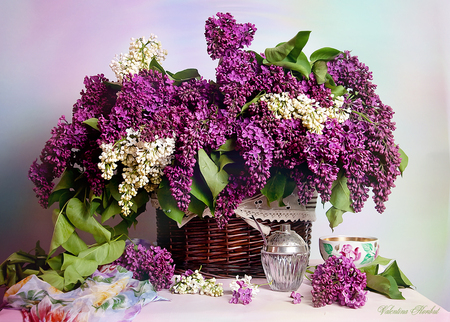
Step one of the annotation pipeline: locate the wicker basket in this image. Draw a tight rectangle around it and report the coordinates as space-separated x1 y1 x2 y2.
156 209 313 278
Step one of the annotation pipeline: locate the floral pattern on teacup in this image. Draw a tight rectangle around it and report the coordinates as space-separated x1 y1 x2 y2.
340 244 361 262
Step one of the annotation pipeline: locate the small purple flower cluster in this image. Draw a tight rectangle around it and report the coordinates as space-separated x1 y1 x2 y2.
112 243 174 291
229 280 254 305
290 291 302 304
311 255 367 309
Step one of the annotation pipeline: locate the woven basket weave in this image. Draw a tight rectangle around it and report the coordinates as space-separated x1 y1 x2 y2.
156 210 313 278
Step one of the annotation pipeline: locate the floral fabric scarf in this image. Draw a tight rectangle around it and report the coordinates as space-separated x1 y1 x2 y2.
3 265 166 322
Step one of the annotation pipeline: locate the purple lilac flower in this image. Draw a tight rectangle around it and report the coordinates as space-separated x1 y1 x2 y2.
311 255 367 308
205 12 256 60
29 74 117 206
229 280 253 305
327 52 401 213
112 243 175 291
290 291 302 304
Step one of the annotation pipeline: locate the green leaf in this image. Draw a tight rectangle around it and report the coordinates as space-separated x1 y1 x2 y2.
47 254 63 271
61 253 98 276
330 173 354 212
47 189 68 208
328 84 347 97
312 60 328 85
102 199 122 223
365 272 405 299
61 231 88 256
49 212 75 256
66 198 111 242
190 169 214 209
248 50 264 65
380 260 413 288
265 31 311 63
197 149 229 199
53 169 77 192
77 240 125 266
370 255 393 266
268 52 311 79
217 154 235 171
359 263 379 276
107 176 122 202
398 147 408 175
103 81 122 91
325 206 345 230
310 47 341 62
88 200 101 217
187 194 207 216
131 189 149 210
149 57 165 75
217 138 236 152
241 91 265 114
166 68 200 83
40 270 65 291
261 172 287 205
82 118 99 131
156 176 185 224
63 265 85 291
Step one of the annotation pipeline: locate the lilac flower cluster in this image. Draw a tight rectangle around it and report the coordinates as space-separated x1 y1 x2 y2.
311 255 367 309
112 243 174 291
229 275 259 305
29 74 117 206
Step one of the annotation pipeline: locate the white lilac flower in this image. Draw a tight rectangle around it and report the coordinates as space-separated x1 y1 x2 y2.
171 269 223 297
260 92 349 134
110 34 168 83
98 128 175 216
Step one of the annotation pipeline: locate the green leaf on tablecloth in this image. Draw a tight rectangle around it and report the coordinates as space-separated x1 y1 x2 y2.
370 256 393 266
66 198 111 242
198 149 229 199
49 211 76 256
380 260 413 288
325 206 345 230
82 118 99 131
61 231 88 256
157 176 186 224
365 272 404 299
359 263 379 275
398 147 408 175
40 270 65 291
261 171 287 205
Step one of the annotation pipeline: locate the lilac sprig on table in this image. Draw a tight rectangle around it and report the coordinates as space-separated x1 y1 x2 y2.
229 275 260 305
170 268 223 297
310 255 367 308
112 243 174 291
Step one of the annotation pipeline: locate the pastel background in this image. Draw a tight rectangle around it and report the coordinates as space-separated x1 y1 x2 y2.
1 0 449 311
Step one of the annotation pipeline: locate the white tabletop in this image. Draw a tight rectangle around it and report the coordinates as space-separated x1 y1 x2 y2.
1 260 449 322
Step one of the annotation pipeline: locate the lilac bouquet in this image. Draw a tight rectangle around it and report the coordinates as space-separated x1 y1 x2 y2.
24 12 407 291
311 255 367 308
112 243 174 291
